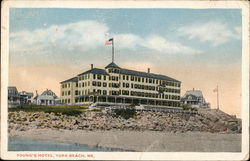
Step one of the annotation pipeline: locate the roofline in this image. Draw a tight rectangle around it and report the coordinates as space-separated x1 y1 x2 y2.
62 64 181 83
60 77 77 84
121 68 181 83
77 68 109 76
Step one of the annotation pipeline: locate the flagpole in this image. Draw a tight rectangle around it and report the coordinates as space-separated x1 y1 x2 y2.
112 38 114 63
217 85 219 110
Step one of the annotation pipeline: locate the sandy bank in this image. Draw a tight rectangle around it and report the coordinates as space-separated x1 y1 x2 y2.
10 129 241 152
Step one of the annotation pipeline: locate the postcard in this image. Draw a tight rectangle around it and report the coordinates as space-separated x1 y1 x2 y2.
1 0 249 160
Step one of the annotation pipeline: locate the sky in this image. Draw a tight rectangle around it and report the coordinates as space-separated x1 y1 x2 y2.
9 8 242 117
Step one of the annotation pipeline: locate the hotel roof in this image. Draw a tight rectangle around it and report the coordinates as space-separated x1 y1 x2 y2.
120 68 180 82
77 68 109 76
105 62 121 69
60 77 78 83
62 62 180 83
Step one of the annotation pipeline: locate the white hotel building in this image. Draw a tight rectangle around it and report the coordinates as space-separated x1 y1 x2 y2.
60 62 181 108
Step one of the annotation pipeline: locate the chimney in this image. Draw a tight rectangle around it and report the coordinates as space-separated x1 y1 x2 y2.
36 90 38 96
148 68 150 73
193 88 195 91
91 64 93 70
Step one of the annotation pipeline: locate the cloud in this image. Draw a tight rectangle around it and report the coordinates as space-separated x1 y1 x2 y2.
10 21 109 53
10 20 201 57
113 34 201 54
141 35 201 54
177 21 241 46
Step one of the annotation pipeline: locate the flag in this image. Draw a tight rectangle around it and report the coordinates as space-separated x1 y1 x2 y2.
213 88 218 92
105 38 113 45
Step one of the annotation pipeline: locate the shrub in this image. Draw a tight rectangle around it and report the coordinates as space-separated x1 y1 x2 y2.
182 104 197 111
113 108 136 119
62 110 82 116
9 104 83 116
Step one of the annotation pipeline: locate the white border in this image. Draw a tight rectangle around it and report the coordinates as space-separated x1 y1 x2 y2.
1 0 249 160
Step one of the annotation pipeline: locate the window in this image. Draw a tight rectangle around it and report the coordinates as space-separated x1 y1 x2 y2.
146 78 148 83
131 76 134 81
123 83 125 87
103 90 107 95
68 91 70 95
138 77 141 82
112 76 118 81
135 77 138 82
76 83 78 87
75 90 78 95
93 74 96 79
142 78 144 83
123 75 125 80
122 90 129 95
97 82 101 87
131 84 134 88
126 83 129 88
126 75 129 80
88 81 90 86
97 75 101 80
149 79 152 83
104 76 106 80
92 81 96 86
108 69 112 73
62 91 64 96
103 82 107 87
82 82 84 87
111 90 119 95
112 83 119 88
